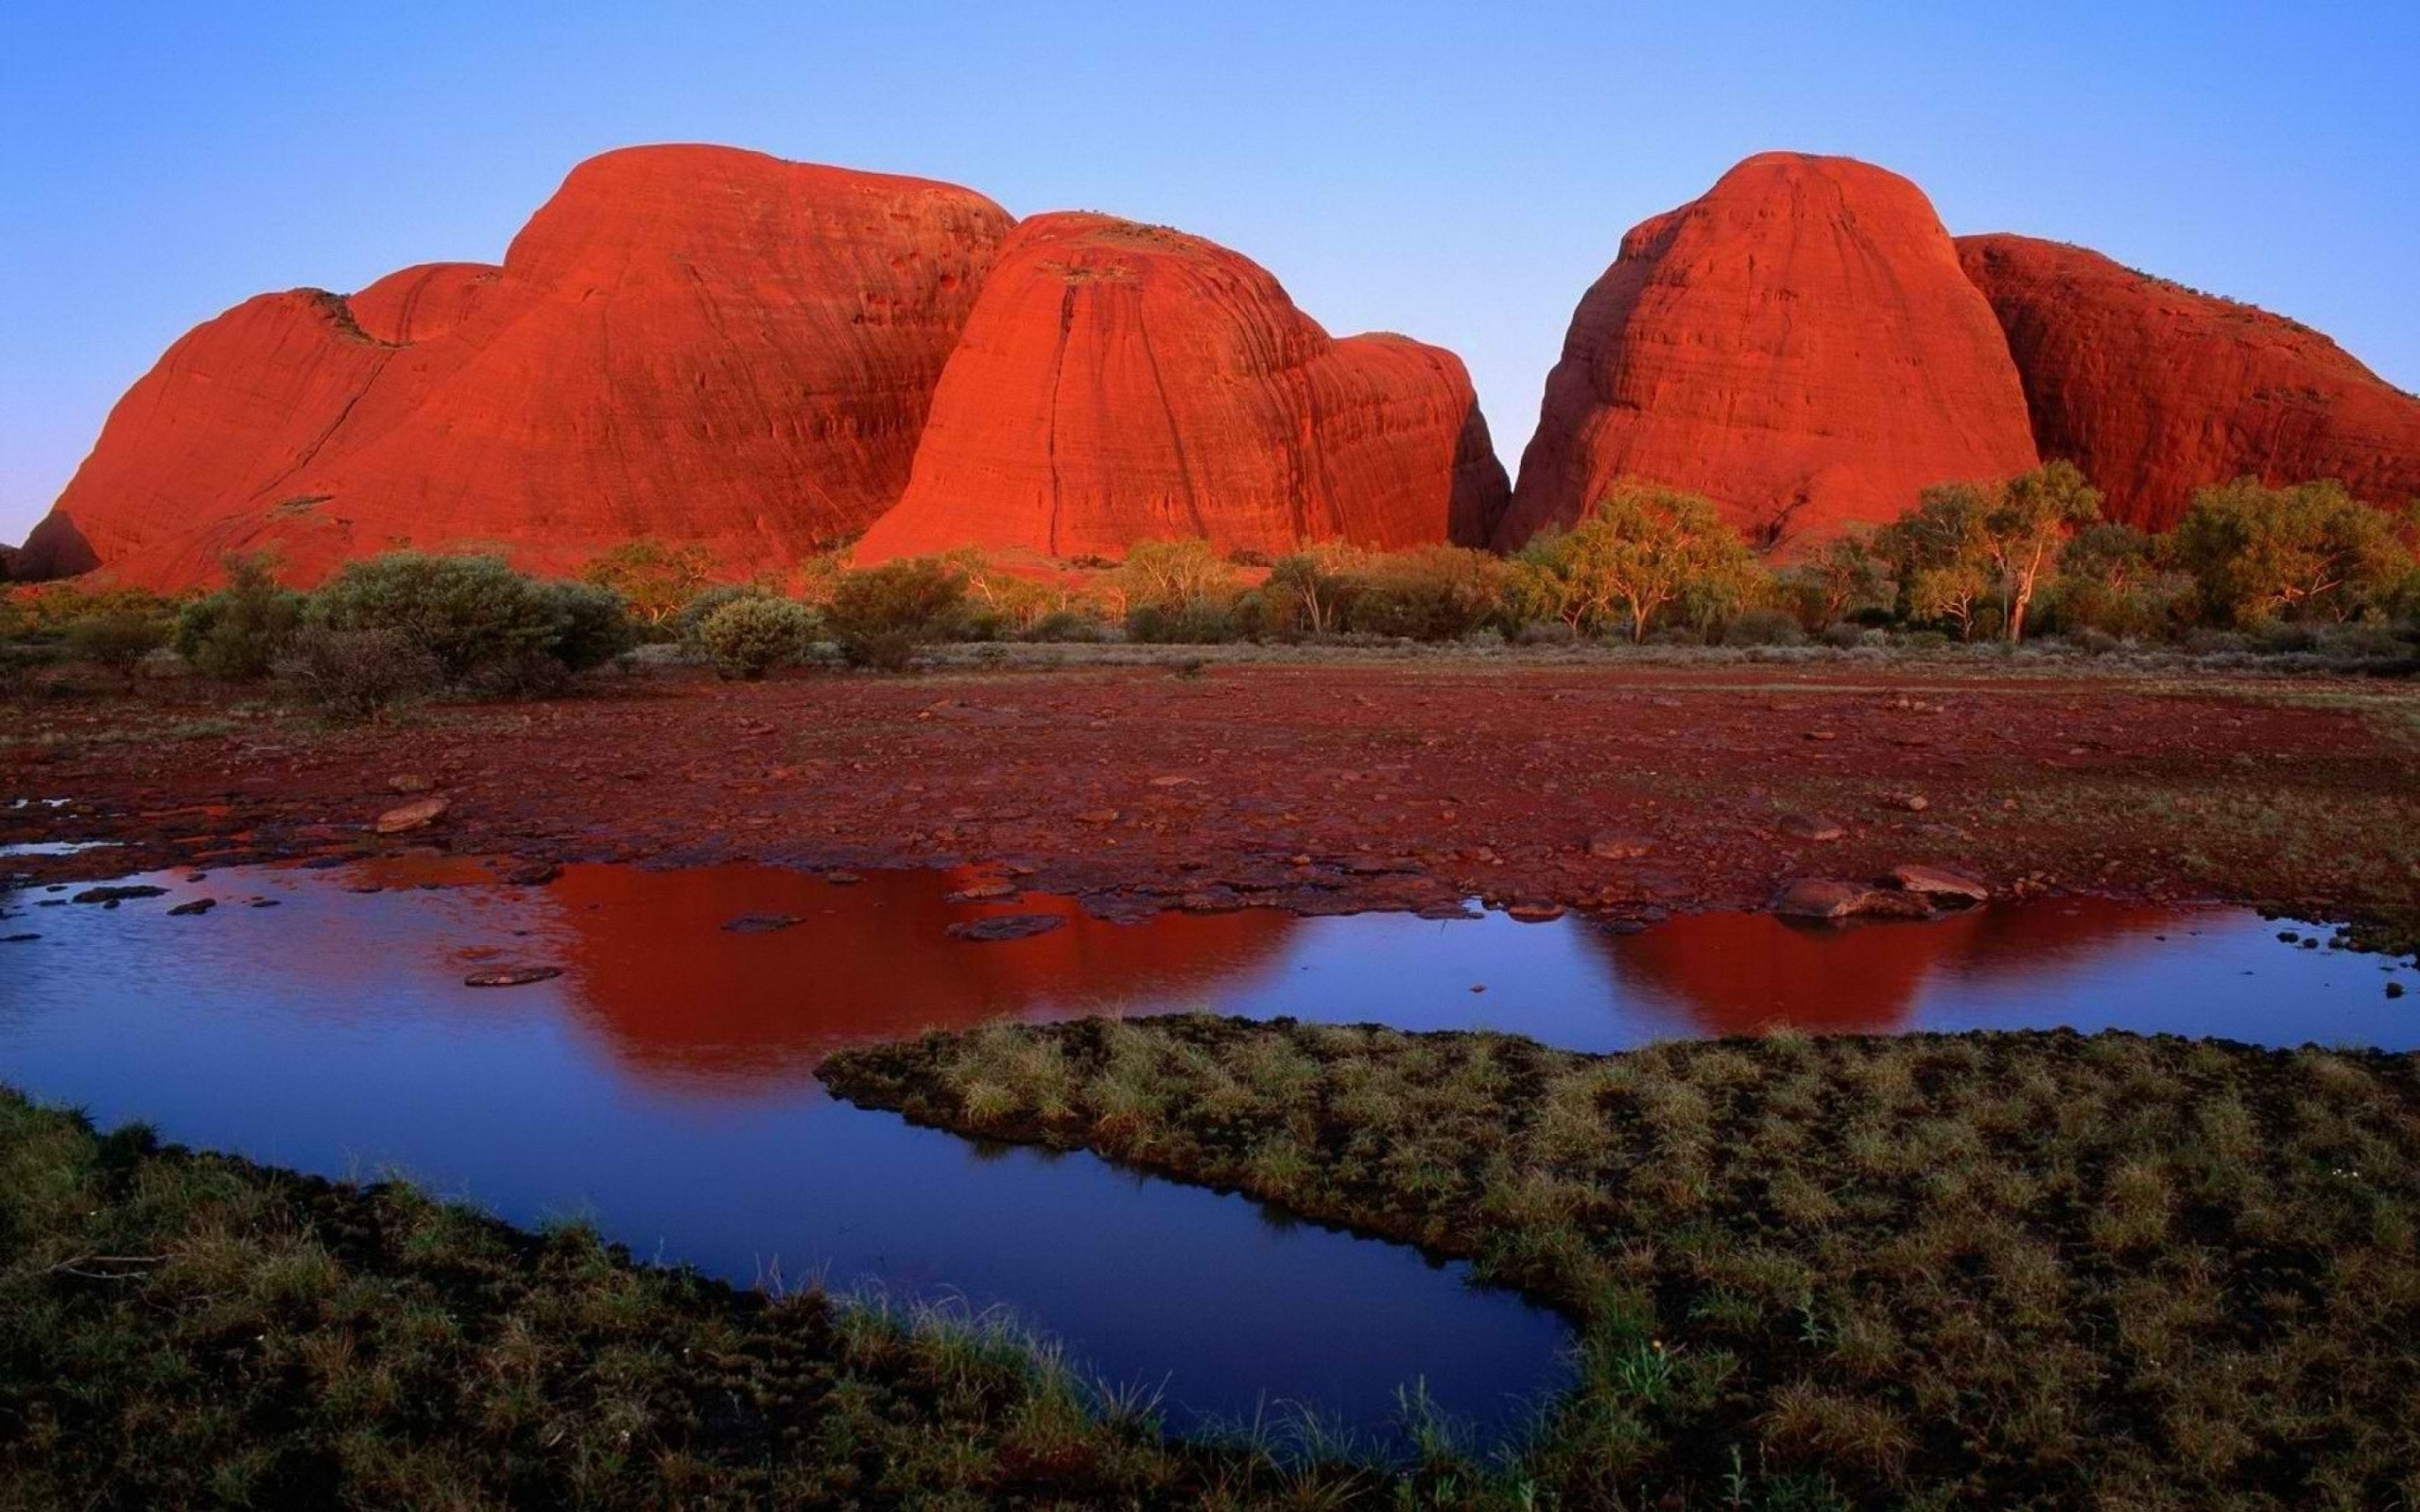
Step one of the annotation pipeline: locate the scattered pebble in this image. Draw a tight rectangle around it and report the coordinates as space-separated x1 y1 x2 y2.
463 966 562 988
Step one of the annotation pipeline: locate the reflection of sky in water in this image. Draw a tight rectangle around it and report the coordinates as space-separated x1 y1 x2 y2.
0 862 1566 1439
2 860 2411 1436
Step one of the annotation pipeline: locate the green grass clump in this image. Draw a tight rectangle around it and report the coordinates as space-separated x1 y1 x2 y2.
824 1020 2420 1510
0 1087 1395 1508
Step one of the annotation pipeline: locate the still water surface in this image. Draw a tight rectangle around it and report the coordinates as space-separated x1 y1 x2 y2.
3 856 2411 1436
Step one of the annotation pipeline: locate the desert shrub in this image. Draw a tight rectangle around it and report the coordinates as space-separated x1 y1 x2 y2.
1340 545 1512 641
65 610 170 681
1024 608 1111 644
1720 607 1806 646
1516 620 1578 647
1511 483 1760 641
1820 622 1871 649
578 538 714 628
672 583 772 650
172 555 304 680
697 596 820 679
309 555 558 683
1126 599 1240 644
537 581 638 673
1264 547 1362 637
826 558 968 670
1116 538 1232 613
306 553 632 694
275 625 441 719
2170 478 2412 626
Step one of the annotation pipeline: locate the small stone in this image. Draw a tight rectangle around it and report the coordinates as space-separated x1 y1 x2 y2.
1804 729 1839 742
945 914 1066 942
2388 982 2406 1000
1506 902 1566 923
721 913 804 934
1887 864 1991 904
3 934 39 943
1148 774 1199 787
1586 832 1652 860
503 862 561 886
1179 890 1244 914
1778 814 1846 842
1075 809 1121 826
1878 792 1930 813
824 870 864 885
389 774 432 794
375 797 449 834
167 898 217 917
464 966 562 988
248 899 282 909
944 880 1019 902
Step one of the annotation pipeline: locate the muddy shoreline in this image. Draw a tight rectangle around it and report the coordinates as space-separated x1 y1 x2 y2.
6 658 2417 949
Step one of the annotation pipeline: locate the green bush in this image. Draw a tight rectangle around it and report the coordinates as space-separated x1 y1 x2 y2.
2170 478 2411 626
1720 607 1806 646
275 625 441 719
1125 599 1240 644
171 556 304 680
305 553 633 693
696 596 820 679
64 611 169 681
826 558 967 669
671 583 770 651
1024 608 1111 644
1338 546 1511 641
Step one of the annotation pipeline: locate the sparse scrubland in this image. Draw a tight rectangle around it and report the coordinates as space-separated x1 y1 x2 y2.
0 1087 1379 1509
4 473 2416 715
825 1017 2420 1510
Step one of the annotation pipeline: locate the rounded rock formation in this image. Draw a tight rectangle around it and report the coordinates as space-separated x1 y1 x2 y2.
31 145 1015 589
1498 153 2040 553
1957 233 2420 529
855 212 1508 562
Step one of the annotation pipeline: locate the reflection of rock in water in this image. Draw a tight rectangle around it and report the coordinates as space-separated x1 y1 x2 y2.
1598 901 2188 1037
538 864 1297 1091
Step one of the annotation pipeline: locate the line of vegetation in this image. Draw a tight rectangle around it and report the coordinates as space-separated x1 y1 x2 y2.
4 471 2414 711
822 1017 2420 1510
0 1086 1409 1508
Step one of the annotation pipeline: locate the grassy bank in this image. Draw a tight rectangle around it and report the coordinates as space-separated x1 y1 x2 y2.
0 1088 1396 1508
823 1020 2420 1510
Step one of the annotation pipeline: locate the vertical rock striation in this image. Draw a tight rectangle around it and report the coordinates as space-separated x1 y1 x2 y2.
855 213 1507 562
1957 232 2420 529
1500 153 2040 553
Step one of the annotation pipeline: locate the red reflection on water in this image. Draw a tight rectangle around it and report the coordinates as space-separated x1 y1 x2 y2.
1600 901 2190 1037
537 864 1297 1091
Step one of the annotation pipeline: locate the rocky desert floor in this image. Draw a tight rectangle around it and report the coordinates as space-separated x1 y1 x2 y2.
8 648 2417 954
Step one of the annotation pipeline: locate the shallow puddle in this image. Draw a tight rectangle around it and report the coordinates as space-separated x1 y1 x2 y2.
2 857 2411 1437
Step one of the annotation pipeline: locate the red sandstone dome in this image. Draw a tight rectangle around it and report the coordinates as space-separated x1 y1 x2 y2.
1957 233 2420 530
21 145 1014 588
1497 153 2040 553
855 212 1508 562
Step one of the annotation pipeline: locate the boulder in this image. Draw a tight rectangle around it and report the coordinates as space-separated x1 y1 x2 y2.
28 145 1015 589
1772 878 1934 922
374 797 449 834
1956 233 2420 529
1499 153 2039 553
856 212 1509 561
1887 863 1991 904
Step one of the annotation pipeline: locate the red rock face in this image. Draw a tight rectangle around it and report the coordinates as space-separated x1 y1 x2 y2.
856 213 1507 562
31 145 1013 589
1499 153 2040 553
1957 233 2420 530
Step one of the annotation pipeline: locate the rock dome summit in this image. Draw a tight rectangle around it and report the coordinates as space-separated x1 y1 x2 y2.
1496 153 2041 553
11 145 2415 585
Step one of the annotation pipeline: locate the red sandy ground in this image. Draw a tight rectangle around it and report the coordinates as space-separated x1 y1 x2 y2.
4 657 2416 943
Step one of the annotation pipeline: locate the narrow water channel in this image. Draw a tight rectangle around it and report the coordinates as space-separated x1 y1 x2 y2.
3 855 2411 1438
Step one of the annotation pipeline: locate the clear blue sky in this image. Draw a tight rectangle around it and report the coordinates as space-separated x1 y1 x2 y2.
5 1 2415 546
